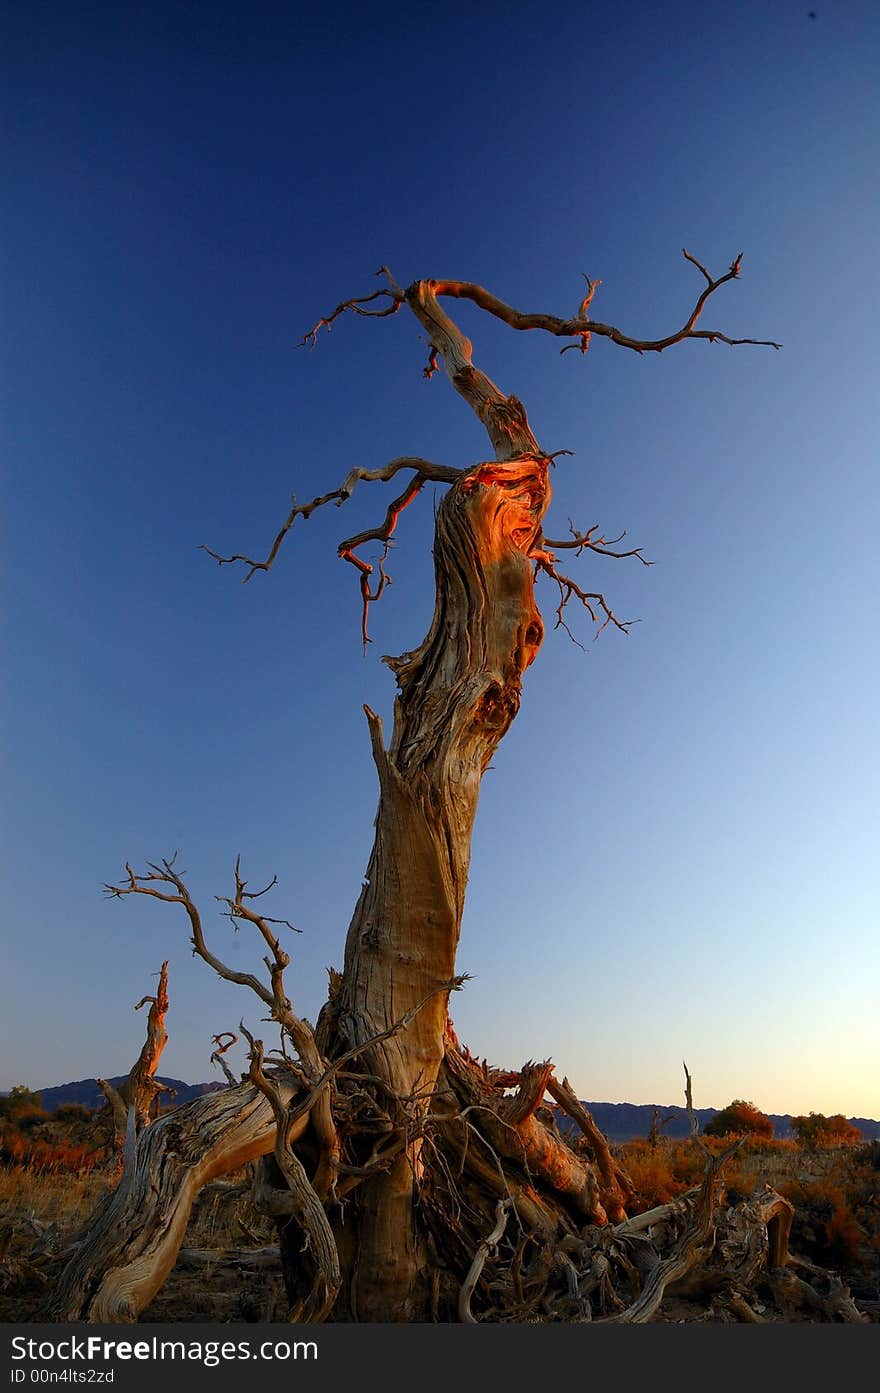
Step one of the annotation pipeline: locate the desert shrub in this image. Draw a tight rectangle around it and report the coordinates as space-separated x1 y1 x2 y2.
0 1130 108 1175
619 1143 685 1208
704 1100 773 1140
790 1112 862 1148
669 1141 709 1185
54 1103 93 1124
14 1112 47 1132
779 1170 874 1271
0 1086 45 1126
717 1161 759 1202
855 1139 880 1171
825 1204 864 1266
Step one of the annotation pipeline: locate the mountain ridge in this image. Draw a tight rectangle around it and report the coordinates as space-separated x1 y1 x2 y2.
30 1077 227 1112
21 1078 880 1141
549 1099 880 1143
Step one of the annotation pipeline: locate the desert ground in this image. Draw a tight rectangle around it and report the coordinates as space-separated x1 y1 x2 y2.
2 1098 877 1324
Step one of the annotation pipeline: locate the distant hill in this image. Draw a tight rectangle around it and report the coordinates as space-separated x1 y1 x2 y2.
22 1081 880 1141
552 1101 880 1143
33 1077 227 1113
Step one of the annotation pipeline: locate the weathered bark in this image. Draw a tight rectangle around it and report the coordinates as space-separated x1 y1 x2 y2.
317 280 550 1319
768 1268 869 1323
96 961 172 1145
121 960 172 1129
44 1078 300 1322
94 1079 127 1148
548 1075 635 1222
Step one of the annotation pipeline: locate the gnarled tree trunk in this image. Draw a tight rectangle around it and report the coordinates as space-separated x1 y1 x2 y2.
45 1079 301 1322
47 258 798 1325
323 481 548 1314
308 281 549 1319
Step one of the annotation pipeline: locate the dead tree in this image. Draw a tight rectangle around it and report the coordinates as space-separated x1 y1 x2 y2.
49 252 808 1325
96 960 173 1143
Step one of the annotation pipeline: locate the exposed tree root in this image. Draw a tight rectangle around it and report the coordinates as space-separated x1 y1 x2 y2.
44 1036 874 1325
42 1079 302 1322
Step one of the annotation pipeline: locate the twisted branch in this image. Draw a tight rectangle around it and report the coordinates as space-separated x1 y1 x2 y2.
424 251 781 355
201 456 460 581
241 1027 340 1323
104 854 340 1198
297 285 404 347
202 455 462 647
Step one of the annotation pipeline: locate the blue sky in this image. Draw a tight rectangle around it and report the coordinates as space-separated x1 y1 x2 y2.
2 1 878 1120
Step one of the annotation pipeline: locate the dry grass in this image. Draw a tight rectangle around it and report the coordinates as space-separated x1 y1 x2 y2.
2 1116 877 1321
0 1162 111 1234
616 1135 880 1300
0 1158 285 1323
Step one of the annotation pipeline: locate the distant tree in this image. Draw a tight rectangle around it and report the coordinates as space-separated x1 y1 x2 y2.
791 1112 862 1148
49 251 781 1323
704 1100 774 1140
647 1106 676 1149
0 1085 44 1122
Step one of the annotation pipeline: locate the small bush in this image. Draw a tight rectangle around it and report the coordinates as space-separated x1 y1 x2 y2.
704 1100 774 1140
790 1112 862 1148
54 1103 93 1124
0 1087 43 1122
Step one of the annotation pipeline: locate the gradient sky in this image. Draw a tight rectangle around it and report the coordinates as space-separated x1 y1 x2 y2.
2 1 878 1121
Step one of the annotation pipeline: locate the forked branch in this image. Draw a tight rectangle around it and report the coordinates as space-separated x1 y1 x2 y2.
532 555 639 646
427 251 781 356
207 250 776 649
210 1032 239 1087
297 285 404 347
104 854 341 1196
542 518 653 566
302 253 780 361
202 455 462 647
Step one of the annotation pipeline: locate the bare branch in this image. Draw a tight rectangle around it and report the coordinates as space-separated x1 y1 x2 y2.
202 455 463 647
338 473 426 651
681 247 715 286
532 555 639 646
105 855 341 1200
548 1074 634 1222
241 1027 341 1322
210 1032 239 1087
543 518 653 566
425 251 781 356
682 1061 744 1174
105 859 275 1011
459 1197 513 1323
216 855 301 935
201 456 461 583
297 286 404 348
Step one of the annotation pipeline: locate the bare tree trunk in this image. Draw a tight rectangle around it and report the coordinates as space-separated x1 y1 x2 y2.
315 285 549 1318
